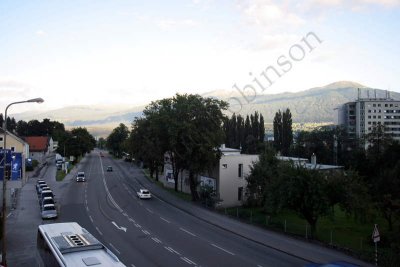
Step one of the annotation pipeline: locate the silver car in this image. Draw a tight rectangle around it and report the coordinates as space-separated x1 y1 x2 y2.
41 204 57 219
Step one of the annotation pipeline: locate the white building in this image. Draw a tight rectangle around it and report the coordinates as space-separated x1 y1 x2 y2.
162 145 344 208
335 92 400 143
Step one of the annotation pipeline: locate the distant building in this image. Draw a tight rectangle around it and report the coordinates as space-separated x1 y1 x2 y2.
23 136 52 162
162 145 342 208
335 90 400 143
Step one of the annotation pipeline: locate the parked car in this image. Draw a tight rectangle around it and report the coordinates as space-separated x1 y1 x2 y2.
137 189 151 199
36 182 47 193
39 190 54 205
106 166 113 172
41 204 57 219
76 171 86 182
40 197 55 210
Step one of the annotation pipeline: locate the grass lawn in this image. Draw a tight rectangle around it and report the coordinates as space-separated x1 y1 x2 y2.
223 205 396 264
56 163 75 181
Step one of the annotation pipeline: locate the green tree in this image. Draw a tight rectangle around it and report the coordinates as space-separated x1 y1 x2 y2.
267 163 331 238
106 123 129 158
245 146 279 206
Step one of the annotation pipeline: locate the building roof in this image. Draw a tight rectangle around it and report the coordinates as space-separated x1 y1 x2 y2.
0 128 28 145
23 136 49 152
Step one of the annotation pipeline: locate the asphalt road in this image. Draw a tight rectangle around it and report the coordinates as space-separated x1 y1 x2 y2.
56 150 370 267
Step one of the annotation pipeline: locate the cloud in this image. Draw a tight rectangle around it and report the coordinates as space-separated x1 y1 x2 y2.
156 19 199 30
0 80 34 109
36 30 47 37
308 0 400 8
238 0 305 29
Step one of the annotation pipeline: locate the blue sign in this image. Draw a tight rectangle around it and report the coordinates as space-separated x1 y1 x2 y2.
0 149 22 180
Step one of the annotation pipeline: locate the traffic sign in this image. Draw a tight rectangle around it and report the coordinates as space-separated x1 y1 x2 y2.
372 224 380 243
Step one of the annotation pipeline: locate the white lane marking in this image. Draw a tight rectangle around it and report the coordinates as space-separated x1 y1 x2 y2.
6 212 12 218
89 215 93 223
257 265 264 267
160 217 170 223
112 221 127 232
131 264 136 267
134 223 141 228
168 247 180 255
122 212 128 217
152 237 162 244
100 158 123 213
142 230 150 235
128 218 135 223
109 243 121 255
95 227 103 235
211 243 235 255
86 206 89 212
164 246 174 253
180 227 196 237
181 257 196 265
146 208 154 214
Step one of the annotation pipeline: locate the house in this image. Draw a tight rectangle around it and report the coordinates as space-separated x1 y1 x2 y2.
162 145 343 208
162 145 258 208
23 136 51 162
0 128 30 207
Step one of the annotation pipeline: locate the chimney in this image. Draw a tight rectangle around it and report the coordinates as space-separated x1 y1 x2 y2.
311 153 317 165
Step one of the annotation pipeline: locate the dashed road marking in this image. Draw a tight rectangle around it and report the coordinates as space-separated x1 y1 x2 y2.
181 257 196 265
211 243 235 255
152 237 162 244
160 217 170 223
109 243 121 255
180 228 196 237
89 215 93 222
96 227 103 235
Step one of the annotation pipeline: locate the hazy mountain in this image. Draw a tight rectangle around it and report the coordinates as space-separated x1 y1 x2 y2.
219 81 399 123
12 81 400 137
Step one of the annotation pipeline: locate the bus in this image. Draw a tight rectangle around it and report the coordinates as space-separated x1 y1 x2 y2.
37 222 127 267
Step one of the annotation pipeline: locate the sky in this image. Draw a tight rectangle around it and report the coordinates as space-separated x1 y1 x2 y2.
1 0 400 114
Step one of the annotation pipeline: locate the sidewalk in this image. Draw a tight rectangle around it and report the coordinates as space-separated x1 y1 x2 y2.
5 156 80 266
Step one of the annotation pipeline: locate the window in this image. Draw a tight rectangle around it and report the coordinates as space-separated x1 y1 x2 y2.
222 164 227 169
0 137 3 141
238 187 243 201
238 164 243 178
11 147 15 152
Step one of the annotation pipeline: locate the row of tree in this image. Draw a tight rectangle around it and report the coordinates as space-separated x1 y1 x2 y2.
223 112 265 154
246 147 369 238
0 114 96 161
106 94 228 200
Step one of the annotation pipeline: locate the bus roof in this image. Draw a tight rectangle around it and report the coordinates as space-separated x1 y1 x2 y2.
38 222 126 267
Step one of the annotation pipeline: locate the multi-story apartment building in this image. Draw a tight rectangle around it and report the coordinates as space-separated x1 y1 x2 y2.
335 91 400 143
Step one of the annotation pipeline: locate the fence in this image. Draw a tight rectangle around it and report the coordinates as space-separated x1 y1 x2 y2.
212 206 400 267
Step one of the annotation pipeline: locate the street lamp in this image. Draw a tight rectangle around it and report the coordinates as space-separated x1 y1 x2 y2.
2 97 44 266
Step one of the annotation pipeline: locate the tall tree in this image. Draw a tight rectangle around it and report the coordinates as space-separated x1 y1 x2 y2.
282 108 293 156
106 123 129 158
273 110 283 152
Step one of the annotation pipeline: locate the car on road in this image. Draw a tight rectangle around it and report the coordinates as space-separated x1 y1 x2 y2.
106 166 113 172
137 189 151 199
41 204 58 219
76 171 86 182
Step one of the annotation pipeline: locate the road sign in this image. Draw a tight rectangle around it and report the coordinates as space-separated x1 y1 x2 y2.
372 224 380 242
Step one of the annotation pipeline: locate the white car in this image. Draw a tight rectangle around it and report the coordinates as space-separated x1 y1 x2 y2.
41 204 58 219
137 189 151 199
76 171 86 182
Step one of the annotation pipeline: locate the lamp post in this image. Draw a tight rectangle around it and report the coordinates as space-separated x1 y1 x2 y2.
2 97 43 266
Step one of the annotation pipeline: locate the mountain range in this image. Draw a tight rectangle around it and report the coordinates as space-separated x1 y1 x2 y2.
13 81 400 137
